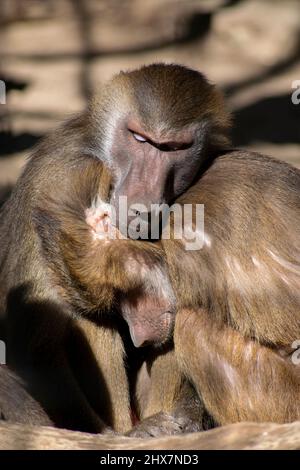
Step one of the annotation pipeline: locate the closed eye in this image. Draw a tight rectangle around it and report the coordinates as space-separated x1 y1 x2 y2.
157 141 193 152
129 129 193 152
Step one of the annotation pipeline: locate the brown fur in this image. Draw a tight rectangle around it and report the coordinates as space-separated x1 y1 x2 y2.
0 152 184 432
163 151 300 424
0 366 52 426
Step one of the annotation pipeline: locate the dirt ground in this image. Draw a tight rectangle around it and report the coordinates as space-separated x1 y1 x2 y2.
0 0 300 190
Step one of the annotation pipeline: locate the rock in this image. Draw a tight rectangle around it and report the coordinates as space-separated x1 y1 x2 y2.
0 420 299 450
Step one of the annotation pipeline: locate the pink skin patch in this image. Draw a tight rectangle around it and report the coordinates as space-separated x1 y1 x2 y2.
85 202 125 243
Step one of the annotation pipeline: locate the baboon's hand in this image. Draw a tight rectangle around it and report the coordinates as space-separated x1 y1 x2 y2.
126 411 197 438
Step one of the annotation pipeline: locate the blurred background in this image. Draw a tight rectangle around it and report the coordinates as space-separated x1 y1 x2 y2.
0 0 299 201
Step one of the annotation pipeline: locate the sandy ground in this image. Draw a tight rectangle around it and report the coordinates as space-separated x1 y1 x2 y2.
0 0 300 190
